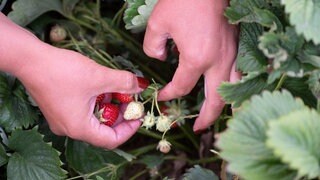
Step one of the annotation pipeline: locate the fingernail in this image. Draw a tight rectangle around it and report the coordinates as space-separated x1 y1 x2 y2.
137 77 150 89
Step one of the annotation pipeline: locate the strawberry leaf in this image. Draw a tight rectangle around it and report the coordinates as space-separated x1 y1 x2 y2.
0 73 39 132
225 0 282 30
218 73 275 107
8 0 63 26
282 0 320 44
0 143 7 167
65 139 125 177
7 128 66 180
307 70 320 99
216 91 307 180
236 23 267 73
123 0 158 32
266 109 320 179
183 165 218 180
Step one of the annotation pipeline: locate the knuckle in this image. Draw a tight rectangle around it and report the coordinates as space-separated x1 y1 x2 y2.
171 84 190 97
123 71 137 90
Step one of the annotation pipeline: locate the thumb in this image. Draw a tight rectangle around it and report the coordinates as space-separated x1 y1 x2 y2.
92 66 141 94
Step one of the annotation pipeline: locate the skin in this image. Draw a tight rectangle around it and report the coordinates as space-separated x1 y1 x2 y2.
0 13 142 149
143 0 241 132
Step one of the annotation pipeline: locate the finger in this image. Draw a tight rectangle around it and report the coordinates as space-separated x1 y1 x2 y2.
193 67 229 132
92 66 141 94
81 115 141 149
158 60 203 101
143 19 169 60
229 61 241 83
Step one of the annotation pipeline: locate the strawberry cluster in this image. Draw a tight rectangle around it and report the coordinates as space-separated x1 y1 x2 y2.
94 77 149 127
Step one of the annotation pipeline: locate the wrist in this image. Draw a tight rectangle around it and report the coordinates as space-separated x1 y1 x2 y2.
0 13 46 76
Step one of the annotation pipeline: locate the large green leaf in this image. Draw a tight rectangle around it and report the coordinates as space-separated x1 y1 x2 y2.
65 139 125 176
0 143 7 167
236 23 267 72
267 109 320 179
183 165 218 180
218 73 275 107
282 0 320 44
0 73 38 132
8 0 63 26
7 129 66 180
216 91 306 180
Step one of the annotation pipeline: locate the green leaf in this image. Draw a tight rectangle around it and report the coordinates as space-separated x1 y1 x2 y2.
299 44 320 68
0 143 8 167
216 91 306 180
7 129 66 180
225 0 282 30
282 77 317 108
138 154 164 168
8 0 63 26
123 0 158 31
0 73 38 132
258 28 306 83
282 0 320 44
226 0 268 23
62 0 80 16
307 70 320 99
65 139 124 176
267 109 320 179
218 73 275 107
236 23 267 72
183 165 218 180
112 149 136 162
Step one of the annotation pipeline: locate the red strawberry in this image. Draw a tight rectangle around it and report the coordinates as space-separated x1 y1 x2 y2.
112 93 133 103
99 103 119 126
96 94 105 104
137 77 150 89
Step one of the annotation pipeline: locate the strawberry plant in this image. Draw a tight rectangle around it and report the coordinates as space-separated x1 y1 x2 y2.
0 0 319 179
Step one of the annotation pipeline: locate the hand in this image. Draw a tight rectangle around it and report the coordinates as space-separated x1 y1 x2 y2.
15 45 142 149
143 0 240 131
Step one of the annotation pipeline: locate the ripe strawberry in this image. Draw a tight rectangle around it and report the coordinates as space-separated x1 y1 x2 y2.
96 94 105 104
112 93 133 103
137 77 150 89
124 101 145 120
99 103 119 126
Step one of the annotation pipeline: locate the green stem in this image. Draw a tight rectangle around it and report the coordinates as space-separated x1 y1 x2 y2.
317 99 320 113
129 169 148 180
275 74 287 91
179 124 199 150
163 156 219 165
189 156 220 165
137 128 192 153
129 144 157 156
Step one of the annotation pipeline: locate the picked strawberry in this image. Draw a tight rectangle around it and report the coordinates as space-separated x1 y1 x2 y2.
98 103 119 126
137 77 150 89
96 94 105 104
112 93 133 103
124 101 145 120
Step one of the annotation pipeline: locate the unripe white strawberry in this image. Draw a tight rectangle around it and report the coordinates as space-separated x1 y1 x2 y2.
156 115 171 132
141 111 155 129
124 101 144 120
50 25 67 43
157 139 171 153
